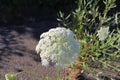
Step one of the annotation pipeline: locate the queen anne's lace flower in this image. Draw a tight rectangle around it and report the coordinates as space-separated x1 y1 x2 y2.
36 27 80 68
97 27 109 41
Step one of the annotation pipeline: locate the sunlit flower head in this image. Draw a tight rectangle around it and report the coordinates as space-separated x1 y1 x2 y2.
97 27 109 41
36 27 80 68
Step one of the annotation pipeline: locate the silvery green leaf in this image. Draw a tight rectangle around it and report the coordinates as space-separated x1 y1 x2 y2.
5 74 16 80
65 14 71 20
57 18 62 21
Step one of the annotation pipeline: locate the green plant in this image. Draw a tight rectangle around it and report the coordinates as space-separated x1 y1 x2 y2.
57 0 120 79
80 28 120 79
58 0 120 39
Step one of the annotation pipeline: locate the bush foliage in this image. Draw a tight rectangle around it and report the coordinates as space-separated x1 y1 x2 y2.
58 0 120 79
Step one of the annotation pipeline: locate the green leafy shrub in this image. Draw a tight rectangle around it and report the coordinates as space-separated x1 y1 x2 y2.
58 0 120 39
58 0 120 79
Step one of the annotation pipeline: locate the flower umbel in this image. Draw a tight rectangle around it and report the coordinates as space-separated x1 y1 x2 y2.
97 27 109 41
36 27 80 68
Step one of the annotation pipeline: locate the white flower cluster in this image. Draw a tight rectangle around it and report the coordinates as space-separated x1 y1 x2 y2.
97 27 109 41
36 27 80 68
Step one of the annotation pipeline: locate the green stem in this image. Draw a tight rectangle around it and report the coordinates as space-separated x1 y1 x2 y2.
99 60 120 72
